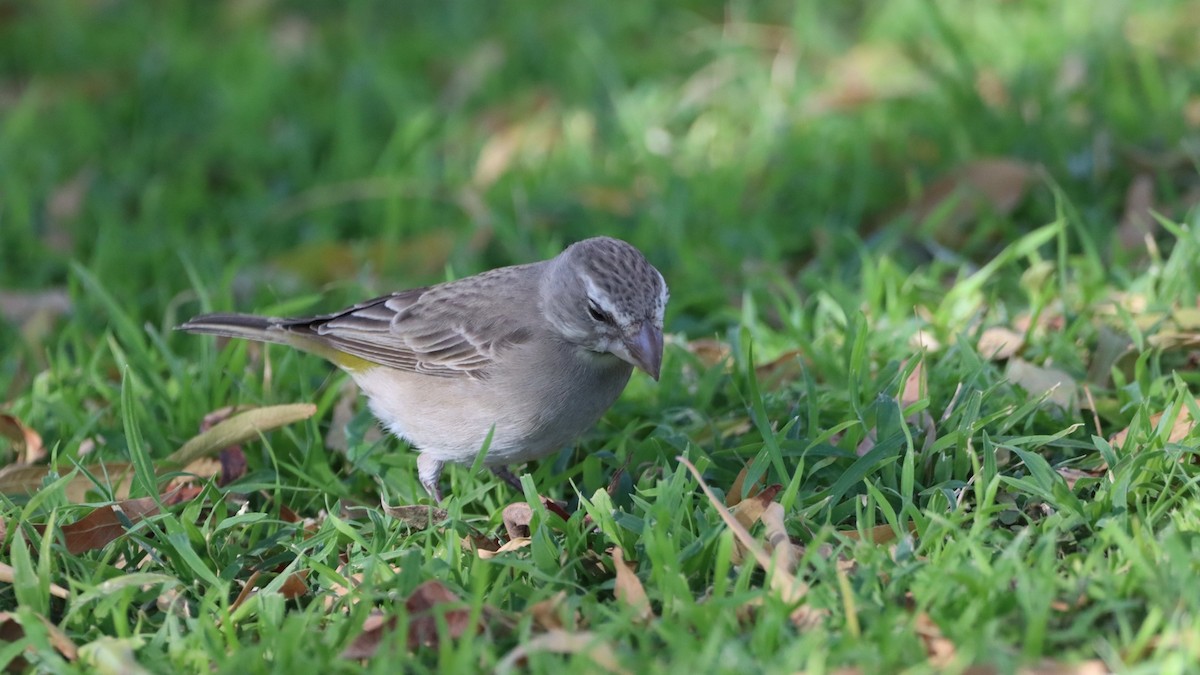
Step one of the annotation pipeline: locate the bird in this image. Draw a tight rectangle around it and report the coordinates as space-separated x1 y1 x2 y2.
178 236 668 501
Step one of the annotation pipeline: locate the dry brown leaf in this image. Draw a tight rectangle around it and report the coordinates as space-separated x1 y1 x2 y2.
502 502 533 540
495 629 627 675
755 349 810 389
0 611 79 668
725 463 765 507
684 338 731 368
540 496 573 522
528 591 571 632
978 326 1024 361
0 561 69 600
59 494 163 555
380 501 449 530
677 456 823 629
0 462 136 502
1110 399 1199 451
900 360 925 410
1017 660 1110 675
0 413 45 465
729 485 781 565
1006 359 1078 412
906 159 1035 242
914 612 957 668
278 569 309 599
838 522 917 545
156 587 191 619
404 580 477 650
476 537 532 560
807 44 925 114
340 610 396 659
167 403 317 468
1055 467 1103 490
1117 173 1157 251
610 547 653 623
230 570 262 614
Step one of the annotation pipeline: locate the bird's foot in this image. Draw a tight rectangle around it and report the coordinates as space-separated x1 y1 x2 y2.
417 455 445 503
491 465 525 493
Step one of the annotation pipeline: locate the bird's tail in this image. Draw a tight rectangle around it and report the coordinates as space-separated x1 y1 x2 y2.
177 313 357 366
177 313 287 341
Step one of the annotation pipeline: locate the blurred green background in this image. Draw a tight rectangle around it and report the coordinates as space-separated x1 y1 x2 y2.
3 2 1200 671
3 0 1197 328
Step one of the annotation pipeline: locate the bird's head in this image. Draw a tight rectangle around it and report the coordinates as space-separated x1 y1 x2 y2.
541 237 668 380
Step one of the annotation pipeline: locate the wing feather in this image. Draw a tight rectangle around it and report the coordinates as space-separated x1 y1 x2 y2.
279 266 537 379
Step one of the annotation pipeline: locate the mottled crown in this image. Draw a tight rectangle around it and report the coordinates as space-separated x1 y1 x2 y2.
561 237 668 326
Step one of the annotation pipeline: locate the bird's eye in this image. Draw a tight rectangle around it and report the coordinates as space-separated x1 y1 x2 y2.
587 301 609 323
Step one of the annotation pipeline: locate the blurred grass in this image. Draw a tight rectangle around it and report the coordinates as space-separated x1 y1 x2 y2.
2 0 1200 672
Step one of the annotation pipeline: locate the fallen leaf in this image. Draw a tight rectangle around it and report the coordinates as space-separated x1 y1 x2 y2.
1110 399 1199 451
1 404 316 502
340 610 396 659
838 522 917 545
755 349 810 389
904 159 1035 243
678 456 822 629
278 569 309 600
380 501 449 529
0 413 45 464
0 462 136 502
540 497 573 522
156 587 191 619
167 404 317 467
495 630 627 675
1117 173 1157 251
502 502 533 540
977 326 1024 361
725 463 765 507
684 338 731 368
610 547 652 623
0 611 79 669
1017 660 1110 675
914 612 957 668
1055 467 1103 490
59 495 162 555
727 484 782 564
476 537 532 560
528 591 571 632
807 44 926 114
1006 358 1078 412
405 580 476 650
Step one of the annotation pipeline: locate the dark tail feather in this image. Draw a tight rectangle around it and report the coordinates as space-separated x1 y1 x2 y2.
176 313 289 345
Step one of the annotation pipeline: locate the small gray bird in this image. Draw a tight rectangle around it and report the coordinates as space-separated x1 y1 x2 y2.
178 237 667 501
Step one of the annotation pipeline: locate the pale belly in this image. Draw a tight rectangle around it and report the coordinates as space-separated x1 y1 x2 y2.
349 355 632 466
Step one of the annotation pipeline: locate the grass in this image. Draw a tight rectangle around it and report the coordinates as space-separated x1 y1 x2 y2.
3 0 1200 672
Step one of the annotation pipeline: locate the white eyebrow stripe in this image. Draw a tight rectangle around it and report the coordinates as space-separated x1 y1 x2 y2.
583 275 620 315
655 270 669 324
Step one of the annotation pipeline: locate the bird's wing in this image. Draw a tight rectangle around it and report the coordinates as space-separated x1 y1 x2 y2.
283 267 536 379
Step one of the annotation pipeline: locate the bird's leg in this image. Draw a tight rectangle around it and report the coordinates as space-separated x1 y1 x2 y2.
417 455 445 503
491 465 525 493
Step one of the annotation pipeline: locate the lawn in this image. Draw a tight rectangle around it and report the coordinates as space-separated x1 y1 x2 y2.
2 1 1200 672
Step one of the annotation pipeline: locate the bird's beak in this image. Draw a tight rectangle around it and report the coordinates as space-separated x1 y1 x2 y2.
621 321 664 381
